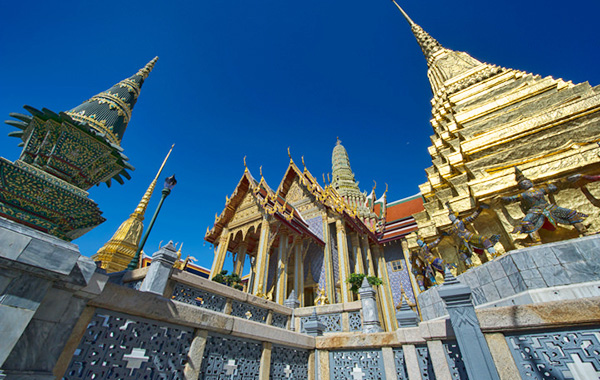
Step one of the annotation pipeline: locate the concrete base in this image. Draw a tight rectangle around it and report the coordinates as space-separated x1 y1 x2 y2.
418 234 600 320
0 217 106 378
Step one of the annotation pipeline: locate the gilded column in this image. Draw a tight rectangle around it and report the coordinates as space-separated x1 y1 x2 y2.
294 242 305 307
351 232 365 275
275 232 289 304
321 211 336 303
374 245 398 331
234 243 247 276
210 228 230 278
335 219 352 303
253 218 271 295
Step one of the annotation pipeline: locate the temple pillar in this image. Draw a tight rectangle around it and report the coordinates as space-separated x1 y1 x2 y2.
248 256 256 293
374 245 398 331
402 239 421 303
234 243 247 276
351 233 365 275
210 228 230 278
252 218 271 295
322 211 336 303
335 219 352 303
275 232 289 304
294 242 305 307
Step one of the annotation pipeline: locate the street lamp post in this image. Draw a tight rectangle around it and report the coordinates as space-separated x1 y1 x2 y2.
127 175 177 271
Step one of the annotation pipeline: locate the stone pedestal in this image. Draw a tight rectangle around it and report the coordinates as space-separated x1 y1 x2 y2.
139 241 178 295
0 217 106 379
396 299 420 328
359 277 383 333
304 309 325 337
438 268 500 380
284 290 300 331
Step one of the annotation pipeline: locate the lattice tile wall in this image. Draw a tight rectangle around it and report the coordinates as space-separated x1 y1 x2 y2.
171 283 227 312
443 341 469 380
329 349 386 380
200 334 262 380
506 327 600 380
415 345 437 380
64 309 193 380
231 300 269 324
393 348 410 380
270 345 309 380
300 313 342 334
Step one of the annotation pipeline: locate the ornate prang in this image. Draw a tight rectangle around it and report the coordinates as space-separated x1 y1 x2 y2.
2 59 156 240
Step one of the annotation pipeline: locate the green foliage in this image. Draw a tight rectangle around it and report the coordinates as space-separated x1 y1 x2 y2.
346 273 383 294
212 270 243 290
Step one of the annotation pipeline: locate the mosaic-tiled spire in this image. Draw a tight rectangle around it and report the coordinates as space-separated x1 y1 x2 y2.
67 57 158 146
391 0 443 63
331 138 361 198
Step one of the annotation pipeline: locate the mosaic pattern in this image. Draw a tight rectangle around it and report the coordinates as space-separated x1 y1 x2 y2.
506 327 600 380
270 345 309 380
271 312 288 329
200 334 262 380
330 350 386 380
64 310 192 380
443 341 469 380
300 313 342 334
348 311 362 332
384 245 415 305
305 215 324 241
305 243 326 290
416 345 437 380
231 300 268 324
171 283 227 313
392 348 410 380
266 249 278 292
330 224 339 303
0 159 105 240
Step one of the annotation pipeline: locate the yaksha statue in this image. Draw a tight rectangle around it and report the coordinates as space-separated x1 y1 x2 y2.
410 235 447 291
446 202 500 267
501 167 588 244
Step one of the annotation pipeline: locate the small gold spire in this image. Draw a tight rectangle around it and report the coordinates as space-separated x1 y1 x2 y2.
243 156 248 172
323 173 326 185
372 180 377 192
384 183 389 195
301 156 306 171
259 165 263 178
288 147 292 162
133 144 174 216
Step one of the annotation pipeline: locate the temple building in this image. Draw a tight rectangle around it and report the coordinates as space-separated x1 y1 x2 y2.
204 139 424 331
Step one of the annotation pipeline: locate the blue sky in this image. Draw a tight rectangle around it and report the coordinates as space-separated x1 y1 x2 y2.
1 0 599 271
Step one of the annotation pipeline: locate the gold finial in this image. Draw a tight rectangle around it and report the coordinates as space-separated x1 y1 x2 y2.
327 173 331 184
288 147 292 162
391 0 415 26
243 156 248 172
259 165 263 178
301 156 306 171
137 56 159 79
323 173 326 185
372 180 377 192
133 144 174 216
384 183 389 195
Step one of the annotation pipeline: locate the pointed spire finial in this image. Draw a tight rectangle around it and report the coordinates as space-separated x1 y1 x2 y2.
372 180 377 192
336 137 341 145
137 56 158 79
301 156 306 171
288 147 292 162
133 144 174 216
259 165 263 178
384 183 389 196
390 1 443 62
243 156 248 172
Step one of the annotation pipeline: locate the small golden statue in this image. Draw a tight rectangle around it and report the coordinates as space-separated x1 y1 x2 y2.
314 287 329 305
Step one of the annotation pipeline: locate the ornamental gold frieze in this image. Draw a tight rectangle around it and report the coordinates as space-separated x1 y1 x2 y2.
448 70 523 106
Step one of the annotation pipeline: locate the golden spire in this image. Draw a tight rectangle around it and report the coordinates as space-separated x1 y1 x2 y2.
243 156 248 172
390 0 443 62
288 147 293 162
133 144 174 217
137 56 158 79
92 144 174 272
